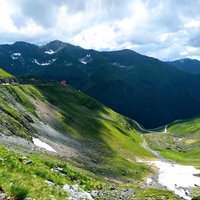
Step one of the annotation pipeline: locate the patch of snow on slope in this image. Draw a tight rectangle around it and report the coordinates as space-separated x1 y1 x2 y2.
33 58 56 66
11 53 21 60
32 137 57 152
79 54 92 65
148 161 200 200
44 50 55 54
112 62 134 69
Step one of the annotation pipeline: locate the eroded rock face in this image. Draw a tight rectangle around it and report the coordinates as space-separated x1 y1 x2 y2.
0 77 18 84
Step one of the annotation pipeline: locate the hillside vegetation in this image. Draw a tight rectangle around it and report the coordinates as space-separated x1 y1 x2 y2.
145 117 200 165
1 41 200 128
0 68 13 77
0 81 179 199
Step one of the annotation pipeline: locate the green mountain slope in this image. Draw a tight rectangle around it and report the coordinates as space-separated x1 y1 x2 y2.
168 58 200 74
0 68 17 84
1 41 200 128
1 81 180 199
0 68 13 77
144 116 200 165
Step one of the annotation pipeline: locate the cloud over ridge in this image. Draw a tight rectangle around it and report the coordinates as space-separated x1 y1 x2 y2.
0 0 200 60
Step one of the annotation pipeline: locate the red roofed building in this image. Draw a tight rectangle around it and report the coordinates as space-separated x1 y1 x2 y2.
61 80 67 86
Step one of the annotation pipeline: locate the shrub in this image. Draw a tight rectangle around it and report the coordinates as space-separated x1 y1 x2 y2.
9 184 29 200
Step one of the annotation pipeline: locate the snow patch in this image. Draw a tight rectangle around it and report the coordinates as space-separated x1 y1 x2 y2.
33 59 56 66
79 54 92 65
164 126 167 133
112 62 126 68
112 62 134 69
44 50 55 54
11 53 21 60
32 137 57 153
148 161 200 200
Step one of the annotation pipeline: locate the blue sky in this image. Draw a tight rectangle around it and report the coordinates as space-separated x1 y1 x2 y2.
0 0 200 61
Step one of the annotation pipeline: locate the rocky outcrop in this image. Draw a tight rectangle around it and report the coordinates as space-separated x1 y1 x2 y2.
63 184 93 200
0 77 18 84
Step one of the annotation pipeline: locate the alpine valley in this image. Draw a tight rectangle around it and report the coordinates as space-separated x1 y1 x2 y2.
1 40 200 128
0 41 200 200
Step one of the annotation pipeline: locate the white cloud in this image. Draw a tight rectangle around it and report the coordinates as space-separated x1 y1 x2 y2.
0 0 200 60
0 0 16 32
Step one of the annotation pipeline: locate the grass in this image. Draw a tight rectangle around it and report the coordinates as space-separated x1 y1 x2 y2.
0 68 13 78
0 145 102 199
0 82 179 199
136 188 178 200
0 143 176 200
0 85 39 139
168 117 200 136
34 84 155 182
0 84 155 179
9 183 29 200
145 116 200 165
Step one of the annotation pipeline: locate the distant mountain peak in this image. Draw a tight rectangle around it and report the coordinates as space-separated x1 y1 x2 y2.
168 58 200 74
46 40 66 46
13 41 36 47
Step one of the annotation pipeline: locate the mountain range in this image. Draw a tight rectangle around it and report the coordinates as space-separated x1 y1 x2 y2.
1 57 200 199
0 69 157 199
1 40 200 128
168 58 200 74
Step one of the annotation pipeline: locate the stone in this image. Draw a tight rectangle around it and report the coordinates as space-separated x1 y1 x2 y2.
71 184 79 191
52 166 63 173
24 197 33 200
109 186 116 190
90 190 99 198
25 160 33 165
92 159 98 164
0 192 7 200
63 184 93 200
63 184 71 192
45 180 55 186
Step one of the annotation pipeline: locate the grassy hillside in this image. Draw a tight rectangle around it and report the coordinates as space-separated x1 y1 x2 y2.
144 116 200 165
168 58 200 74
2 41 200 129
0 83 179 199
0 68 13 78
0 145 102 200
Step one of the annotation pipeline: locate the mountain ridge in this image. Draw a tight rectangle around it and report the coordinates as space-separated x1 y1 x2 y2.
168 58 200 74
1 41 200 128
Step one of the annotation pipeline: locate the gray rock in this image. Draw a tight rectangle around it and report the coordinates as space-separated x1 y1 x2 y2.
45 180 55 186
24 197 33 200
63 184 93 200
71 184 79 191
92 159 98 164
63 184 70 191
109 186 116 190
25 160 33 165
0 192 7 200
52 166 63 173
21 156 28 160
90 190 99 198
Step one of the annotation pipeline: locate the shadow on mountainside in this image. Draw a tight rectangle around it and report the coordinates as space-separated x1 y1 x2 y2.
33 84 153 183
